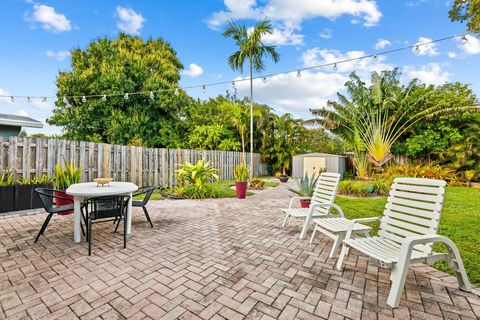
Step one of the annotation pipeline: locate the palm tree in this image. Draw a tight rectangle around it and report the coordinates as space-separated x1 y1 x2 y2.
223 18 280 178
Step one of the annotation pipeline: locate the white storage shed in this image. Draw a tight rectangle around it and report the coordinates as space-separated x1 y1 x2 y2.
292 153 346 178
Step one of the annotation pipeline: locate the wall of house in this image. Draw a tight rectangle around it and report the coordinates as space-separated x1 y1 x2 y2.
0 125 21 138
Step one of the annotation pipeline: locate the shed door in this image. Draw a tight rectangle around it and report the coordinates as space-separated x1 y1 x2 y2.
303 157 326 177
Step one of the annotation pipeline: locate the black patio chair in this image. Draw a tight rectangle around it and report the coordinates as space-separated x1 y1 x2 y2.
115 186 155 230
84 195 129 256
34 188 86 243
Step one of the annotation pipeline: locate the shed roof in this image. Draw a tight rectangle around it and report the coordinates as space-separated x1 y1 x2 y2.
293 152 346 158
0 113 43 128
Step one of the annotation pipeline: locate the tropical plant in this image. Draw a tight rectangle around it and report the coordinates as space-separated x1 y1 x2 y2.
310 70 479 171
249 177 265 190
338 180 390 197
223 18 280 177
464 170 477 186
376 163 459 185
180 184 219 199
54 160 82 190
296 173 320 197
234 163 250 182
0 170 15 186
176 160 219 189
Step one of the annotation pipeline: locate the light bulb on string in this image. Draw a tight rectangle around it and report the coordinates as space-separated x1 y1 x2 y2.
82 96 87 103
174 88 179 96
202 85 206 93
27 97 31 103
461 34 468 44
149 91 155 100
102 95 107 102
373 54 379 62
42 97 47 103
296 70 301 78
63 96 68 104
231 81 236 89
262 77 267 84
124 93 129 100
333 63 337 71
415 45 421 54
10 96 14 103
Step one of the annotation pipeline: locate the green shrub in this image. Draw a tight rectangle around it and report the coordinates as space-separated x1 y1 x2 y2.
176 160 219 189
338 180 390 197
180 184 219 199
376 163 459 185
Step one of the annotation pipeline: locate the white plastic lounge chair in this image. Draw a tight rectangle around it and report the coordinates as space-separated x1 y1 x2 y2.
335 178 471 308
282 172 342 239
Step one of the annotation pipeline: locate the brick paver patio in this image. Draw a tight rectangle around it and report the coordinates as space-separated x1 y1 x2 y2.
1 183 479 319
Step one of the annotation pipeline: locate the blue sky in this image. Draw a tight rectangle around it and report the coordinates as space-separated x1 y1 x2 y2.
0 0 479 135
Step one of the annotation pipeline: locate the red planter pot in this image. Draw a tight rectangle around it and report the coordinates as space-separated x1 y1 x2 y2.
299 199 311 208
235 182 248 199
53 190 74 215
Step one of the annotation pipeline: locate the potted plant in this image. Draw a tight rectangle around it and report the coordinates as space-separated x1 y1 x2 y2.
53 160 81 214
464 170 476 187
295 173 319 208
0 170 15 213
234 162 249 199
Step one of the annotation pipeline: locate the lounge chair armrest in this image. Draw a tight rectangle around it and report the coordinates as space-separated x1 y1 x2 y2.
345 217 380 241
288 196 311 208
309 203 345 218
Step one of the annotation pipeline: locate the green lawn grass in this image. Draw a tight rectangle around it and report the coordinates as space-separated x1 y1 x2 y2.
335 187 480 285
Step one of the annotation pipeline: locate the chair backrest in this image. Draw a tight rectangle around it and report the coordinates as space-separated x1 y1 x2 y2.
85 195 129 220
379 178 446 254
35 188 55 213
310 172 341 215
135 186 155 205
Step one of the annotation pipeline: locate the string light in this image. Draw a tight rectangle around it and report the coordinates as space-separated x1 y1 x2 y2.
10 96 14 103
149 91 154 100
174 88 179 96
0 33 469 102
296 70 302 78
63 96 68 104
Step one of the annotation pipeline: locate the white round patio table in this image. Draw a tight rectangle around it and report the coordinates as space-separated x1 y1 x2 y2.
66 182 138 243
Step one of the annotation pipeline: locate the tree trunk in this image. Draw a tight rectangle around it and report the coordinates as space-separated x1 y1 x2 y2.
249 51 254 179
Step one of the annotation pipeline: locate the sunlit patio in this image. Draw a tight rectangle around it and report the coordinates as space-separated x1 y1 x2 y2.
1 183 479 320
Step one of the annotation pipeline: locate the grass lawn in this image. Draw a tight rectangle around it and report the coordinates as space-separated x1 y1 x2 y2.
335 187 480 285
140 178 279 201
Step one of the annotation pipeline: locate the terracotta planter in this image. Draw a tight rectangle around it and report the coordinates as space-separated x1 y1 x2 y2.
279 174 289 183
299 199 311 208
235 182 248 199
53 190 74 215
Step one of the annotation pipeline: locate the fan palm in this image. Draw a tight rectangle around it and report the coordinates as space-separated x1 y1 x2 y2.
223 18 280 177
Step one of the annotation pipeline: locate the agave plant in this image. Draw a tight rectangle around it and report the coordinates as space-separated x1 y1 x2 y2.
234 162 249 182
176 160 219 189
293 172 319 197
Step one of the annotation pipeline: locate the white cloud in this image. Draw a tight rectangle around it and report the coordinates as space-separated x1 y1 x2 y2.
0 89 14 105
320 28 332 39
413 37 439 56
447 51 457 58
30 99 53 110
459 35 480 55
207 0 382 46
262 22 304 46
27 4 71 32
300 48 393 79
15 110 29 117
182 63 204 78
402 63 450 85
45 50 71 61
374 38 391 49
234 71 346 117
116 6 145 35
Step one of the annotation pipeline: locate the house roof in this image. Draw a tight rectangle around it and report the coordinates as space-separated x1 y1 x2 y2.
0 113 43 128
293 152 346 158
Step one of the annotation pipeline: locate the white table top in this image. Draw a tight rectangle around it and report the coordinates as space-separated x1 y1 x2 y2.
66 182 138 197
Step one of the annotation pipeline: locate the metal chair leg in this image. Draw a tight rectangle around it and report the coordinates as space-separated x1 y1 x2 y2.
123 215 127 249
88 219 92 256
35 213 53 243
142 206 153 227
114 217 121 233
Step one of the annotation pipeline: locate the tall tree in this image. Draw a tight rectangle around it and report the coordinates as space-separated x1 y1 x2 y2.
49 33 192 147
223 18 280 178
449 0 480 34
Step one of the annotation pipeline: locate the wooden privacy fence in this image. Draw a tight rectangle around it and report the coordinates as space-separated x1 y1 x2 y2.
0 137 267 187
